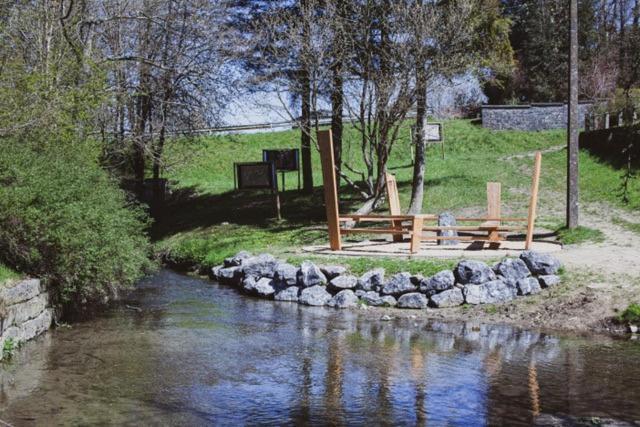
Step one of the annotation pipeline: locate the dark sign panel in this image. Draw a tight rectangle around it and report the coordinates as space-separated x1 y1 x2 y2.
235 162 277 190
425 123 443 142
262 149 300 171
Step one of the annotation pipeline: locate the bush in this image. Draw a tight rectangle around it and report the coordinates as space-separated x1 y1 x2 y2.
618 303 640 325
0 141 153 303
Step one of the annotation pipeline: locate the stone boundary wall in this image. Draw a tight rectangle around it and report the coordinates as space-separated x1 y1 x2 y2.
481 103 593 131
0 279 53 358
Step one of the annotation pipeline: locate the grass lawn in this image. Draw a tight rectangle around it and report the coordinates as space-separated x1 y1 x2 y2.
154 119 639 274
0 263 19 287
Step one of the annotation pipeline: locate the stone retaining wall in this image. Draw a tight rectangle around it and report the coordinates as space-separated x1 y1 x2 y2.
0 279 54 359
481 103 592 131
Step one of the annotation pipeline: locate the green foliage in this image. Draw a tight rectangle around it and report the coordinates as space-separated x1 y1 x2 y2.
556 226 605 245
287 256 458 278
618 303 640 325
0 142 153 302
0 263 19 286
2 338 16 360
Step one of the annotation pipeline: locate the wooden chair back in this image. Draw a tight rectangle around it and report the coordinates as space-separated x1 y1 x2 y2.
317 130 342 250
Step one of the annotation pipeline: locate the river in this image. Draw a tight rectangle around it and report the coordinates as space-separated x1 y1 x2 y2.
1 269 639 426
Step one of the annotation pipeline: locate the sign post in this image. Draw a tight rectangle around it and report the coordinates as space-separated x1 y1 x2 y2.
234 162 281 220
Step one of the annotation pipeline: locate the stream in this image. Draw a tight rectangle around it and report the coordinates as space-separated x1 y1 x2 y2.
1 269 640 426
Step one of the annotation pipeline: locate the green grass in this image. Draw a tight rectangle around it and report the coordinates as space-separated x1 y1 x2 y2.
612 217 640 235
0 263 19 287
155 119 639 269
618 303 640 324
555 225 605 245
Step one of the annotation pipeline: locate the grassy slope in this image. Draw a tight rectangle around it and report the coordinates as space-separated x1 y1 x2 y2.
155 119 639 273
0 263 19 287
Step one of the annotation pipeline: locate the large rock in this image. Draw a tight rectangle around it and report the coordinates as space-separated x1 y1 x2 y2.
273 263 299 286
420 270 455 296
320 265 347 280
429 288 464 308
357 268 385 292
520 251 561 275
274 286 299 302
299 285 332 306
354 289 367 298
243 276 276 297
217 266 243 286
360 291 384 306
381 295 397 307
328 290 358 308
493 258 530 285
397 292 429 309
516 277 542 295
297 261 327 287
454 260 497 285
223 251 252 267
327 275 358 292
241 253 279 279
463 280 517 305
438 212 459 246
538 275 561 288
0 279 41 305
381 272 416 296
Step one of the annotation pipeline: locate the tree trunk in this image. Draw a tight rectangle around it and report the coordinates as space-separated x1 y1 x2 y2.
300 68 313 194
408 65 427 214
566 0 579 228
331 61 343 191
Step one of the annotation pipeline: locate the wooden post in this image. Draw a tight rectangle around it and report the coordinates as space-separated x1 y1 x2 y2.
317 130 342 251
526 152 542 250
385 173 404 242
410 216 424 254
487 182 502 248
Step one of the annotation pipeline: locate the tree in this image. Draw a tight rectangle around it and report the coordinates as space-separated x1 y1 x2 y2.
567 0 580 228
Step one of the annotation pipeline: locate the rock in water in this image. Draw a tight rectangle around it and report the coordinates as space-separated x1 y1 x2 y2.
241 253 279 278
360 291 383 306
381 272 417 296
438 212 459 246
420 270 455 296
429 288 464 308
253 278 275 298
381 296 397 307
274 286 300 302
538 275 561 288
299 285 332 306
493 258 531 285
217 266 242 286
274 263 299 286
520 251 561 275
463 280 516 305
328 275 358 292
397 292 429 309
516 277 542 295
224 251 252 267
298 261 327 287
454 260 497 285
329 290 358 308
320 265 347 280
357 268 385 291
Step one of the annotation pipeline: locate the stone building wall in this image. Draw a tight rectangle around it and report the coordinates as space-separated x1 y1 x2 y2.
0 279 53 358
481 103 593 131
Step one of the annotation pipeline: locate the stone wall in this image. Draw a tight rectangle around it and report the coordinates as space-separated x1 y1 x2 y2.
481 103 593 131
0 279 54 358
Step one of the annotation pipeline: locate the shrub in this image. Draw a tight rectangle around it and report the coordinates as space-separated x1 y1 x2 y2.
618 303 640 325
0 141 153 303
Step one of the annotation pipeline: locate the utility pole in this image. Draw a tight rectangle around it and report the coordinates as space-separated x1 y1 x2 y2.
567 0 579 228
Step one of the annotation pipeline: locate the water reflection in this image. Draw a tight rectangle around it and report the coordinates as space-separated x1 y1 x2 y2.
1 269 639 426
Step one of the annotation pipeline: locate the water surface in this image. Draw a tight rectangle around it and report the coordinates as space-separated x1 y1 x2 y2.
1 270 640 426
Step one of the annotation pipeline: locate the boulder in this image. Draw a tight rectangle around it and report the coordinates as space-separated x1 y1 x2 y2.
429 288 464 308
520 251 561 275
354 289 367 298
210 265 223 280
438 212 459 246
454 260 497 285
420 270 455 296
463 280 517 305
223 251 252 267
299 285 332 306
217 266 242 286
297 261 327 287
397 292 429 309
327 275 358 292
357 268 385 291
381 272 416 296
320 265 347 280
381 295 397 307
360 291 384 306
328 290 358 308
273 263 299 286
253 278 276 298
410 274 424 286
274 286 300 302
516 277 542 296
241 253 279 278
493 258 531 285
538 275 561 288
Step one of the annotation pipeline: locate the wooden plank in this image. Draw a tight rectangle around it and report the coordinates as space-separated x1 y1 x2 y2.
525 152 542 249
385 173 404 242
410 216 424 253
486 182 501 245
421 226 526 232
340 228 411 235
339 214 437 221
317 130 342 251
455 217 528 222
420 235 502 242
